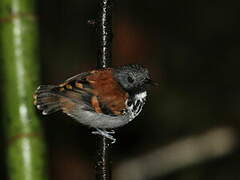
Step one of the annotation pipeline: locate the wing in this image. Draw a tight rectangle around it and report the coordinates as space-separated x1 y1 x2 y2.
83 69 129 116
34 69 129 117
34 72 94 115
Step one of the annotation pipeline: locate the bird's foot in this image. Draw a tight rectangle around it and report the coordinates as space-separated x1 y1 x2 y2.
92 128 116 144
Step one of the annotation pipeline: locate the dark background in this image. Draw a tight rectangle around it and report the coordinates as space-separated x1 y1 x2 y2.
4 0 240 179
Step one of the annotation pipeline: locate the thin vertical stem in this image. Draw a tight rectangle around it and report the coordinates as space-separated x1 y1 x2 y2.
95 0 113 180
0 0 47 179
96 136 112 180
96 0 113 69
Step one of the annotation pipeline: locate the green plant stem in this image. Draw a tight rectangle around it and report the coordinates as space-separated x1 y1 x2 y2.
0 0 47 179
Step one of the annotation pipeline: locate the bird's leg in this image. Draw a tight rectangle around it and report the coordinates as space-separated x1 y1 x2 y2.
92 128 116 143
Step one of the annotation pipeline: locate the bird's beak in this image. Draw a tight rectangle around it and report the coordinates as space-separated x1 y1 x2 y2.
146 79 159 86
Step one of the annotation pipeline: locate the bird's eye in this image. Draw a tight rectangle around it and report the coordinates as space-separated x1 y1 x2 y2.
127 76 134 83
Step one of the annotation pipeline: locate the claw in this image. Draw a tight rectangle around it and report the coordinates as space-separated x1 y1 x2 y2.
92 128 116 144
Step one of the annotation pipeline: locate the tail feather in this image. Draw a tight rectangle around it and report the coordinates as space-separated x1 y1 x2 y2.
34 85 61 115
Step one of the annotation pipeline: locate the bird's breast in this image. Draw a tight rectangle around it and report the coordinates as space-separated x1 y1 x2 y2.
125 91 147 121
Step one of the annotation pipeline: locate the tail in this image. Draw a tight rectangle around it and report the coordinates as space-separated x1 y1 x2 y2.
33 85 61 115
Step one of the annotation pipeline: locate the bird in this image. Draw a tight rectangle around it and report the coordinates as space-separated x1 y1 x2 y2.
33 64 156 143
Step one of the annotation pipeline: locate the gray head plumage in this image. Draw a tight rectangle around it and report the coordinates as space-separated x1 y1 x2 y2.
113 64 151 93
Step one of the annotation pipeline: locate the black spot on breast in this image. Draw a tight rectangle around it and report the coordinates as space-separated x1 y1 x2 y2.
136 100 140 106
133 99 144 114
127 99 133 106
133 100 141 111
133 104 138 111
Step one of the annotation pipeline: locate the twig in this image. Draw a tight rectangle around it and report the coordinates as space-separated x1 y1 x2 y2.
95 0 114 180
96 136 112 180
96 0 113 69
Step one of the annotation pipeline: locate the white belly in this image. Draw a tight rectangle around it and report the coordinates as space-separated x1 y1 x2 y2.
68 91 147 129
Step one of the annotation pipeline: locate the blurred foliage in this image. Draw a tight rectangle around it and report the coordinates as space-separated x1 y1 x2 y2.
1 0 240 179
